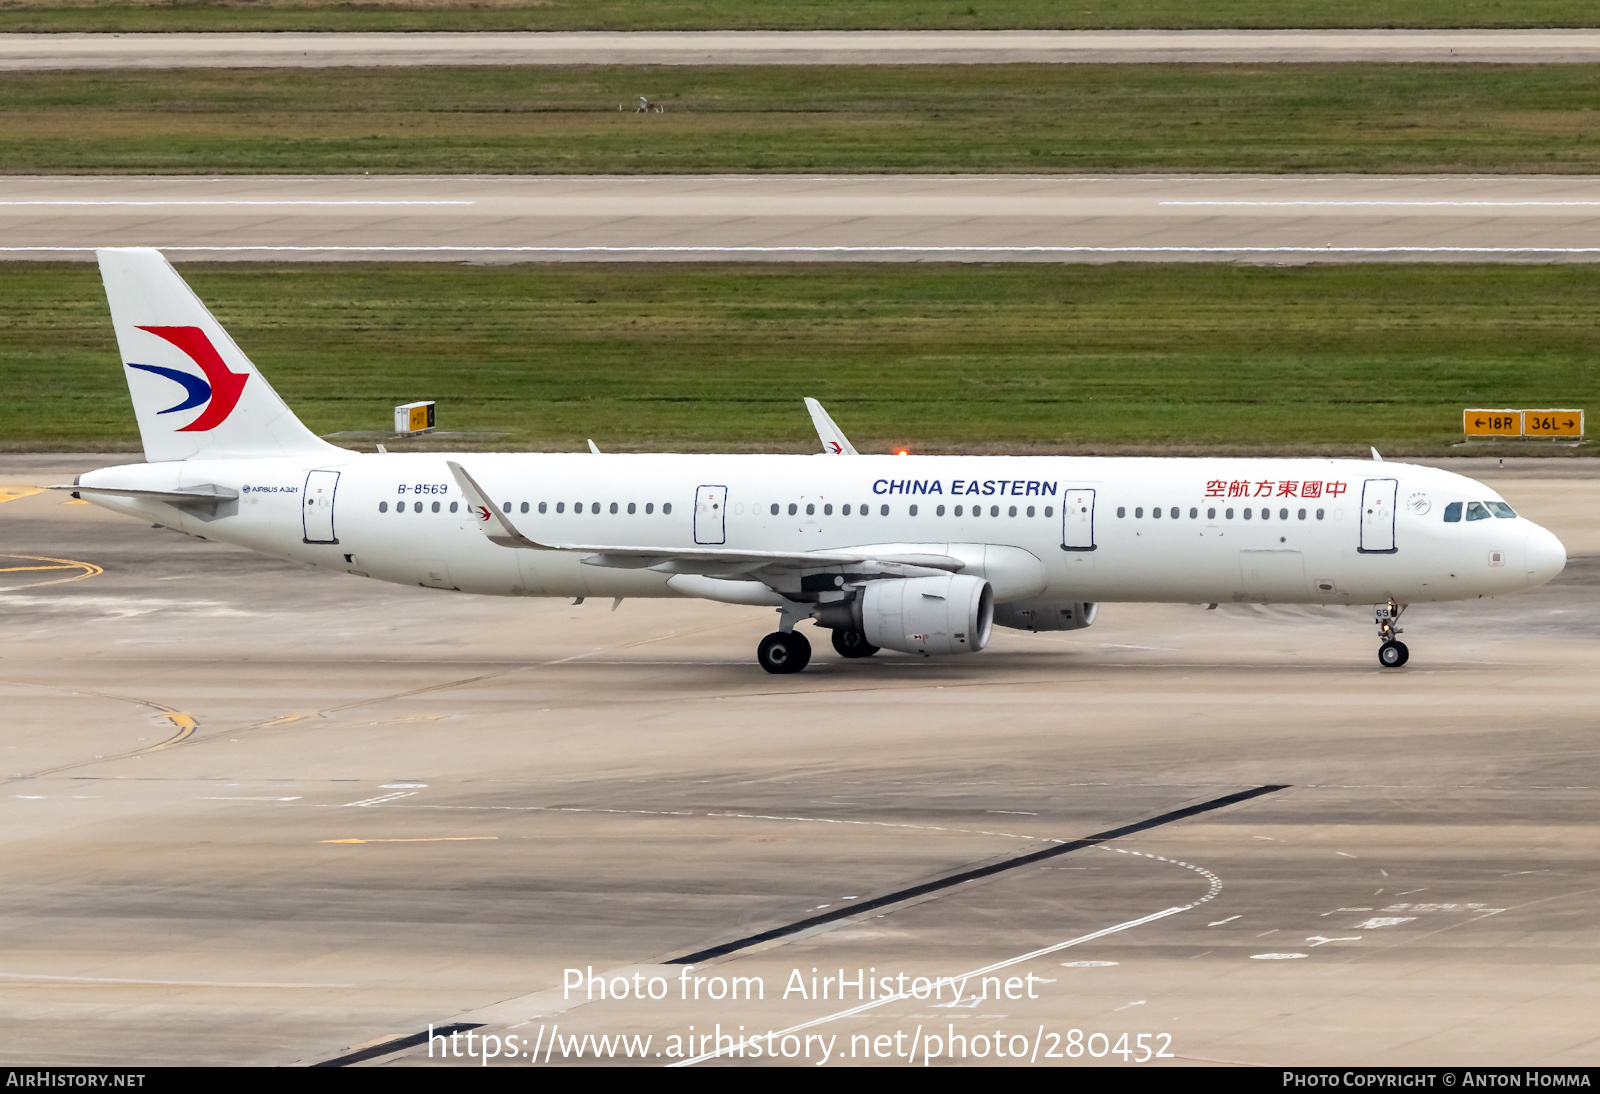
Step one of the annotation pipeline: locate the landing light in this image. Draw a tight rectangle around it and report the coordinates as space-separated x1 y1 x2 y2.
896 448 909 456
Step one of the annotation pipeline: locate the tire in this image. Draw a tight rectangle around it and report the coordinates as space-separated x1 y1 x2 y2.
1378 640 1409 668
758 630 812 674
830 628 880 659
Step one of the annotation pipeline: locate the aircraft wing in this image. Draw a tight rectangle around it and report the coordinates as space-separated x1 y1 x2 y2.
447 461 957 579
804 398 858 455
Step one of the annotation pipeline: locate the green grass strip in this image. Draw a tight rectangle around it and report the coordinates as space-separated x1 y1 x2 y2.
2 262 1592 455
5 64 1600 175
0 0 1593 33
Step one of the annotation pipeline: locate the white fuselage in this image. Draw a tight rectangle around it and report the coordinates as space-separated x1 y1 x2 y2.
78 453 1566 609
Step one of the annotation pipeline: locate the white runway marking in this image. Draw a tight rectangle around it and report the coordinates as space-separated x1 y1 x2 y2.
0 200 472 207
1163 200 1600 208
10 244 1600 258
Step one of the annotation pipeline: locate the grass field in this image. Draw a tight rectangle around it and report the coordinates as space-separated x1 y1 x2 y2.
5 64 1600 175
0 0 1591 32
2 262 1592 456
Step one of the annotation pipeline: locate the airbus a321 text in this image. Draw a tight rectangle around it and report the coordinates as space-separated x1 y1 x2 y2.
59 249 1567 674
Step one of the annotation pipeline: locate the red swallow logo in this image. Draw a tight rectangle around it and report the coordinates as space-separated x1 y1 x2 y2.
134 326 249 432
475 505 491 521
827 441 842 454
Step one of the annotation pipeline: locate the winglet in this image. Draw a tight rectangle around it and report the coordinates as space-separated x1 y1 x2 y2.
804 398 858 455
445 460 555 550
1371 446 1383 462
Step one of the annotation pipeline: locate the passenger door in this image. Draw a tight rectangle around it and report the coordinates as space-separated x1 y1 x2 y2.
694 484 727 545
302 469 339 544
1359 477 1398 554
1061 488 1096 551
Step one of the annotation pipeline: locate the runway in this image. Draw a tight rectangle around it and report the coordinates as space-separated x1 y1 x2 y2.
2 454 1598 1066
7 174 1600 264
6 30 1600 70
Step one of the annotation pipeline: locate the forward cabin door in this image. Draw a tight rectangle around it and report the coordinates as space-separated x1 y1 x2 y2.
302 469 339 544
694 484 727 545
1359 477 1399 554
1061 488 1096 551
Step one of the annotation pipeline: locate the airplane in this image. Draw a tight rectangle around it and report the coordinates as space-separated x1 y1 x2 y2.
56 248 1567 674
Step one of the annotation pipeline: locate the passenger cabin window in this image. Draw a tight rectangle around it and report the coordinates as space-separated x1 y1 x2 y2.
1297 508 1306 520
1225 508 1235 519
824 504 833 515
910 504 919 516
610 502 618 514
1008 505 1017 517
842 504 852 515
1117 506 1126 518
432 501 440 513
1134 507 1143 518
628 502 636 514
662 502 672 514
378 501 388 513
1207 507 1216 519
1466 501 1492 521
1189 507 1198 519
538 501 547 513
1026 506 1035 517
1151 506 1161 519
647 503 655 514
1044 507 1053 517
1316 508 1325 520
881 505 890 516
1443 502 1462 522
788 503 798 516
806 503 815 516
1487 501 1517 519
955 505 965 516
937 505 946 516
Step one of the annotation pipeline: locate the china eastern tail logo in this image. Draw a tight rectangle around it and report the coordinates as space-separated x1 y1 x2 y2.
125 326 248 432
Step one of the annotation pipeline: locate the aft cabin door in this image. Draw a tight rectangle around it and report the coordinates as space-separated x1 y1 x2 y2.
302 469 339 544
1061 488 1096 551
1359 477 1398 554
694 484 727 545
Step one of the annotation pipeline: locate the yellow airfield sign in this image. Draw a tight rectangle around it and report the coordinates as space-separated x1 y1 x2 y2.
1463 409 1523 437
1522 409 1585 438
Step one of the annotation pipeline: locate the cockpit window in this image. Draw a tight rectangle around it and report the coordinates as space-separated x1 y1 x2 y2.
1486 501 1517 519
1465 501 1492 521
1443 502 1462 523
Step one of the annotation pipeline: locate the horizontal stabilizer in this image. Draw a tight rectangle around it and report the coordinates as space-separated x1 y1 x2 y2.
48 483 239 503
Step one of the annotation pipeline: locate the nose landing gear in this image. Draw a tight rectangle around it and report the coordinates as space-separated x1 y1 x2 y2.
1376 599 1409 668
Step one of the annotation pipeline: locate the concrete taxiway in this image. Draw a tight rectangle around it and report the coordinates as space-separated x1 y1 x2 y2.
8 174 1600 263
6 30 1600 71
1 454 1597 1066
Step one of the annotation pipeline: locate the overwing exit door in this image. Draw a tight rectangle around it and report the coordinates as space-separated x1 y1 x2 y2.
302 469 340 544
694 484 727 545
1061 488 1096 551
1359 477 1398 554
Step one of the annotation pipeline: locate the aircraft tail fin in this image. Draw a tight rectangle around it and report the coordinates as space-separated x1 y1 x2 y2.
97 248 341 462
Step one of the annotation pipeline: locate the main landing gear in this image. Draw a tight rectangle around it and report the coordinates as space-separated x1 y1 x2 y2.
1376 598 1409 669
757 630 812 675
831 628 880 659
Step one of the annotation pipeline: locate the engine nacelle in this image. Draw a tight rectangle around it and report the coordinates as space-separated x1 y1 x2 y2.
992 600 1099 632
854 574 994 656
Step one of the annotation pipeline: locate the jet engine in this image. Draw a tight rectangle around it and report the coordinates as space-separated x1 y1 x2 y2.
991 600 1099 632
818 574 994 656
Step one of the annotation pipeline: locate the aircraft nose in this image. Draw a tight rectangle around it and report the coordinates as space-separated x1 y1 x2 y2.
1524 525 1567 585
